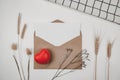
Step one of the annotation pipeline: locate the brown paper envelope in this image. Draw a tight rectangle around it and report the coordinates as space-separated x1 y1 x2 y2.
34 31 82 69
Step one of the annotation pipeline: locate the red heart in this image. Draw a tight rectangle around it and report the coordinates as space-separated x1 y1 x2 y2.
34 48 51 64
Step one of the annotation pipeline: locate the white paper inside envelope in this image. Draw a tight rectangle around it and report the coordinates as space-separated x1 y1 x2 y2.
35 23 81 46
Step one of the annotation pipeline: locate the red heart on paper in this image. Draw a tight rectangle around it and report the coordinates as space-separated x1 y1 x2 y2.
34 48 51 64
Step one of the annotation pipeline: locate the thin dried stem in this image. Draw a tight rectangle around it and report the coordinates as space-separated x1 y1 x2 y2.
18 39 25 80
13 55 22 80
94 55 97 80
19 23 27 80
54 50 82 79
51 49 89 80
26 48 32 80
57 64 81 78
15 13 25 80
18 39 26 80
17 13 26 80
107 41 113 80
57 70 74 77
107 58 110 80
21 24 27 39
28 56 30 80
20 58 25 80
52 49 89 80
51 49 73 80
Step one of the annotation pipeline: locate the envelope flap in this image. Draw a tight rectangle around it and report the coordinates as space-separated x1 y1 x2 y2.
61 33 82 48
35 23 81 46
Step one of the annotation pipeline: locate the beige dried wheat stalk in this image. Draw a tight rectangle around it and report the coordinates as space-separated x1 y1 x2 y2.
95 37 100 55
21 24 27 39
17 13 27 80
12 13 28 80
26 48 32 80
17 13 26 80
19 23 27 80
107 42 112 59
94 36 100 80
11 43 22 80
13 55 22 80
107 41 113 80
18 13 21 35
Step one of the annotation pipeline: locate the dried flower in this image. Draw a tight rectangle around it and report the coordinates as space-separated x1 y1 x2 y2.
107 42 112 59
11 43 17 50
67 48 73 52
95 36 100 55
51 49 89 80
26 48 32 55
18 13 21 35
21 24 27 39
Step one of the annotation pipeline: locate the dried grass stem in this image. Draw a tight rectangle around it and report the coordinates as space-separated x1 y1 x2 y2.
13 55 22 80
107 42 112 59
18 13 21 35
21 24 27 39
95 37 100 55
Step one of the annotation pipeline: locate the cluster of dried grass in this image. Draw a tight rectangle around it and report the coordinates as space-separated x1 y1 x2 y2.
94 36 114 80
11 13 32 80
51 48 90 80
